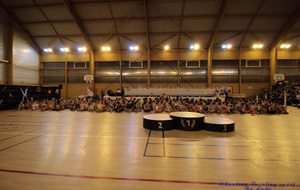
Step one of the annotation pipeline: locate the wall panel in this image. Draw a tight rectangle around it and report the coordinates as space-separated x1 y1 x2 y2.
278 49 300 59
0 24 9 60
240 48 270 59
13 30 39 84
0 63 7 83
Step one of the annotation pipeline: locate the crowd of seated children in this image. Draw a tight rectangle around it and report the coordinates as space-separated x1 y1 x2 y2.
140 97 288 114
263 80 300 108
18 95 289 114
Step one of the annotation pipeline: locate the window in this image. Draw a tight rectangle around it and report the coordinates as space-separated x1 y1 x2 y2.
129 61 143 68
186 60 200 67
246 60 261 67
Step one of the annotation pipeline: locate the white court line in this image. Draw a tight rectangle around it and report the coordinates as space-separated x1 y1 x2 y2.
1 132 300 143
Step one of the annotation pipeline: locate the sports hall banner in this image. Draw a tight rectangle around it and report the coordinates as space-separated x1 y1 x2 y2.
87 87 94 96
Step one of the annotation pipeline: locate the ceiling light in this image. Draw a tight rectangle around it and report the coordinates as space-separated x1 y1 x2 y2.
44 49 49 52
78 47 87 52
190 45 194 49
164 45 169 50
227 44 232 49
280 44 291 49
130 46 134 51
194 44 199 50
253 44 263 49
134 46 139 51
102 46 111 52
222 44 227 49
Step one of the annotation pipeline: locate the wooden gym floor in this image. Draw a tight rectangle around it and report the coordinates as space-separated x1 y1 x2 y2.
0 108 299 190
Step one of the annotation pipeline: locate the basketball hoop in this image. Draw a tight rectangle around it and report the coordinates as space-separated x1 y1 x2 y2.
84 75 94 83
274 74 285 82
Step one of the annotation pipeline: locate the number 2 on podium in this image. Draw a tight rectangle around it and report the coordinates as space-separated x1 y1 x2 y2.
158 122 163 129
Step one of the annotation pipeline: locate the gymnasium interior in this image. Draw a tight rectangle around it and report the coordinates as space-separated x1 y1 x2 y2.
0 0 300 189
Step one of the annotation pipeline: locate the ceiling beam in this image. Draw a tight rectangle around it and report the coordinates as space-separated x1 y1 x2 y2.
208 0 230 49
108 3 122 50
0 2 42 53
7 0 187 10
249 32 262 42
282 34 300 42
152 34 177 48
7 1 143 10
239 0 265 47
270 5 300 47
63 0 94 50
213 32 242 47
100 3 144 46
144 0 150 50
32 0 65 46
20 14 291 25
120 35 147 49
148 4 197 41
177 0 186 49
32 30 300 38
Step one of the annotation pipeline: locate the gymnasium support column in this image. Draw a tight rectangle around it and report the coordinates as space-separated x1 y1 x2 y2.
120 50 122 89
177 49 180 87
270 47 277 87
7 14 14 85
64 52 68 98
207 48 212 88
39 54 43 85
147 49 151 88
238 47 241 93
90 50 95 90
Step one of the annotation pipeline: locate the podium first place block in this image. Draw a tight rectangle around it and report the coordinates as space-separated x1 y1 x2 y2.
169 112 205 131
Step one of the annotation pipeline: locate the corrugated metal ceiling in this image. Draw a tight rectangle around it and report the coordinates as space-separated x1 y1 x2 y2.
226 0 263 15
150 35 179 49
219 18 252 31
0 0 298 51
149 20 180 33
41 7 74 21
12 9 47 23
83 22 116 35
258 0 300 14
148 1 183 17
74 4 111 20
184 0 222 15
249 18 288 30
214 33 245 48
52 23 81 36
182 19 216 32
23 24 57 36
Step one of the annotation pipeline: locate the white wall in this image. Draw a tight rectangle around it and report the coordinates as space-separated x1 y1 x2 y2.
0 6 9 83
13 29 39 84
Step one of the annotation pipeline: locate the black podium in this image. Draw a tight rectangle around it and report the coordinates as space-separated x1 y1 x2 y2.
204 117 235 132
143 114 174 131
169 112 205 131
